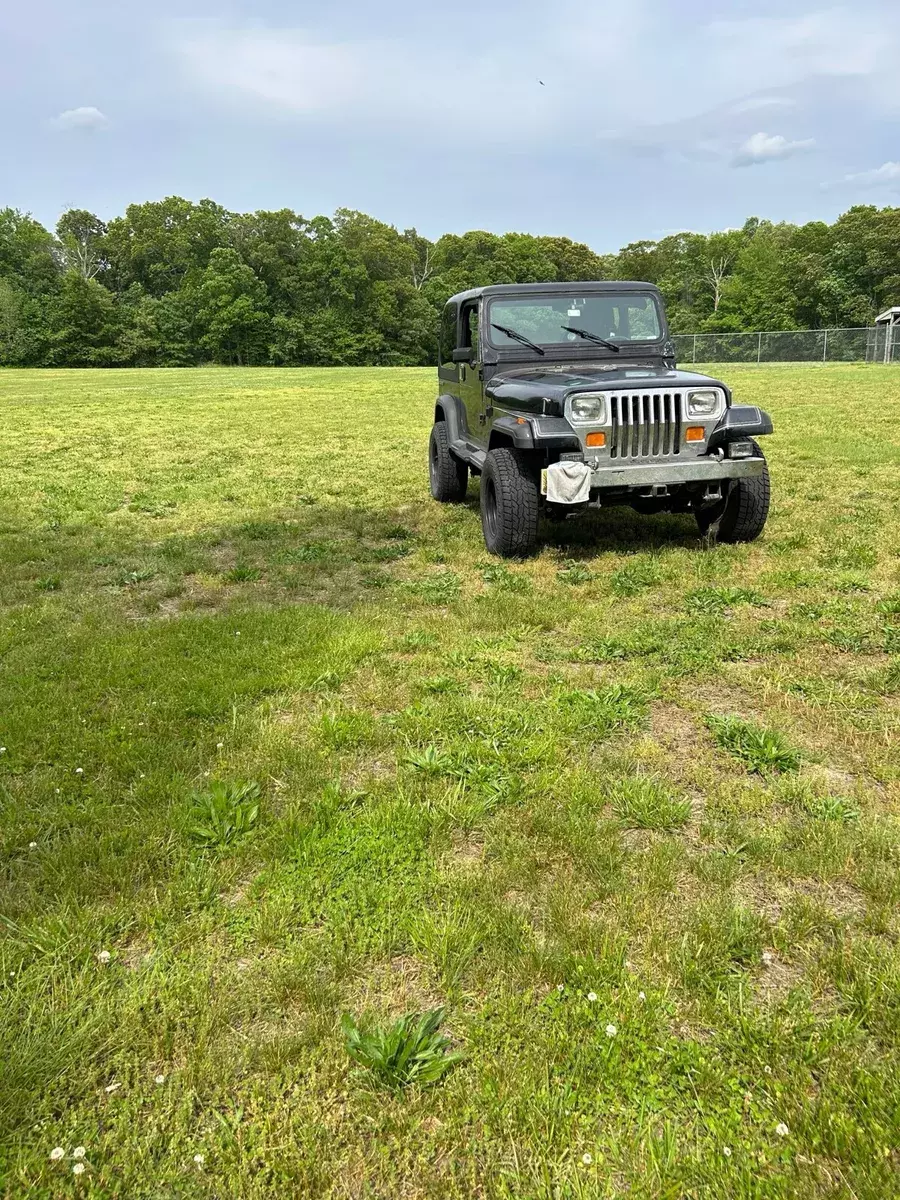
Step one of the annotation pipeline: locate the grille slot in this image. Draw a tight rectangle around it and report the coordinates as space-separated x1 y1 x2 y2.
609 393 683 460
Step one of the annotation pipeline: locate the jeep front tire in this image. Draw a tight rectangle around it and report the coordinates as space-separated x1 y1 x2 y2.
429 422 468 502
480 448 540 557
697 445 770 543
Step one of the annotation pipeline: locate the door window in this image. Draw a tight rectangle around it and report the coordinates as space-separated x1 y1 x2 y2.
461 305 479 358
439 303 457 365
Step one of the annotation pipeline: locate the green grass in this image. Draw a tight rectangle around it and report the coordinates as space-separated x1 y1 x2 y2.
0 363 899 1197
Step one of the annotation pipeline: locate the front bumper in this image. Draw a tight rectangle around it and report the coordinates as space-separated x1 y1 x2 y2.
589 456 763 491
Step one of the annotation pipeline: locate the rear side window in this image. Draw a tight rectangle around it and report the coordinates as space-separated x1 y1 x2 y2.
462 305 479 352
440 303 458 364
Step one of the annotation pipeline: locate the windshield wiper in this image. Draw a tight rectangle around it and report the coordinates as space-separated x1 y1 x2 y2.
491 323 545 356
562 325 621 353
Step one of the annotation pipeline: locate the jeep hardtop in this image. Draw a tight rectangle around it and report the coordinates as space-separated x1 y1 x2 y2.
429 281 773 556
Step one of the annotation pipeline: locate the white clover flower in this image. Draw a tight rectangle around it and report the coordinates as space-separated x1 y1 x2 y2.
72 1147 85 1159
556 984 564 992
72 1162 85 1175
587 992 598 1002
75 767 83 775
104 1082 121 1093
155 1074 166 1085
0 747 6 753
763 1065 772 1075
193 1153 205 1165
638 991 646 1002
50 1147 65 1161
582 1152 593 1165
775 1122 789 1138
216 742 223 749
605 1024 617 1038
29 841 38 850
723 1146 732 1158
97 950 111 964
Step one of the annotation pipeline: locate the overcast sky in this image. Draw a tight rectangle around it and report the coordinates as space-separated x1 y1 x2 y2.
1 0 898 251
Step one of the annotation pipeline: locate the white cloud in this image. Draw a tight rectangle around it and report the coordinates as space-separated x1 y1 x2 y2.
177 29 363 115
167 5 900 157
172 23 570 144
728 96 796 115
51 106 108 131
823 161 900 189
707 10 883 89
732 131 815 167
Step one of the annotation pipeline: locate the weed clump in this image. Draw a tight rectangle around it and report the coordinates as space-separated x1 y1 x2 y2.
609 557 662 597
610 777 691 830
189 780 260 848
557 683 651 736
341 1007 461 1090
685 586 768 614
706 715 801 774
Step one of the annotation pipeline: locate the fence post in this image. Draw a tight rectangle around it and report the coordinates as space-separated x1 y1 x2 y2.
823 329 828 364
757 332 762 364
692 334 697 363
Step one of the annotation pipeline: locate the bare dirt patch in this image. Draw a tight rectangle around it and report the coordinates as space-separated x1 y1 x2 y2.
753 951 806 1009
739 873 866 925
446 830 485 869
344 954 443 1019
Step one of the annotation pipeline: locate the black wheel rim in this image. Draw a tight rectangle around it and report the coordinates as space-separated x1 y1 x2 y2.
484 477 498 535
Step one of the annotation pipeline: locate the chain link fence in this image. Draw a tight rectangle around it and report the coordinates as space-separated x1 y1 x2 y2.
671 327 900 365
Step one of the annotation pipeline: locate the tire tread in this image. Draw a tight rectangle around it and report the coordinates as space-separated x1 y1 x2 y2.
481 448 540 557
716 445 770 543
429 422 468 502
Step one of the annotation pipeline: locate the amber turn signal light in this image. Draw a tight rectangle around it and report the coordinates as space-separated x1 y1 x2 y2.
685 426 705 443
585 432 606 447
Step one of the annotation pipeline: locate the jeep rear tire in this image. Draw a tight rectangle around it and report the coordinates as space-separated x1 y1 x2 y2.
480 448 540 557
429 422 468 502
697 445 770 543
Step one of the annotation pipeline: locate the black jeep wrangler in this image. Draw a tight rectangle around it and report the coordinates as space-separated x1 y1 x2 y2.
429 282 773 557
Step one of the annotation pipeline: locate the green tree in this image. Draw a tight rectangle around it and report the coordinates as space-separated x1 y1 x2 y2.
56 209 108 280
0 208 60 295
104 197 233 297
195 248 270 365
46 274 123 366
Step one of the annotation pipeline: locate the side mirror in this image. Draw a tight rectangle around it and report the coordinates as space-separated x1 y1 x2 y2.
452 347 474 363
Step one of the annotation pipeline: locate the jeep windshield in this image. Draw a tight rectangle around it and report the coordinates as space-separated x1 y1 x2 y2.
486 293 662 351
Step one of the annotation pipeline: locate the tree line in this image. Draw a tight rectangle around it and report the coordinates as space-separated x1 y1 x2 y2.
1 198 898 368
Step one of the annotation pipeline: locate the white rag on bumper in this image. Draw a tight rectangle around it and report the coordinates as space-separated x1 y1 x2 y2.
545 460 592 505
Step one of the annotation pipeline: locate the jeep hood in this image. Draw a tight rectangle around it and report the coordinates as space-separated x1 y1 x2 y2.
486 364 730 409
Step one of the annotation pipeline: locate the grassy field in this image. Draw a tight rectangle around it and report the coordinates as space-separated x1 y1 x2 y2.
1 364 899 1198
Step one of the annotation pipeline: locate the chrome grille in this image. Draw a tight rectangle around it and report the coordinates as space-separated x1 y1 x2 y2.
609 393 683 460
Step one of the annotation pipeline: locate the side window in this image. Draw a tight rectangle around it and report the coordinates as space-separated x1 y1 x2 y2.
440 303 457 364
461 304 479 356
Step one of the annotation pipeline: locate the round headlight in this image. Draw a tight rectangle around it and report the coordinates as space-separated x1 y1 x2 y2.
568 393 606 423
687 389 722 418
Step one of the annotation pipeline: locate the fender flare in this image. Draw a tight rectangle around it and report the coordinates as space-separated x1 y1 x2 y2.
490 416 535 450
707 405 774 453
435 394 465 443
